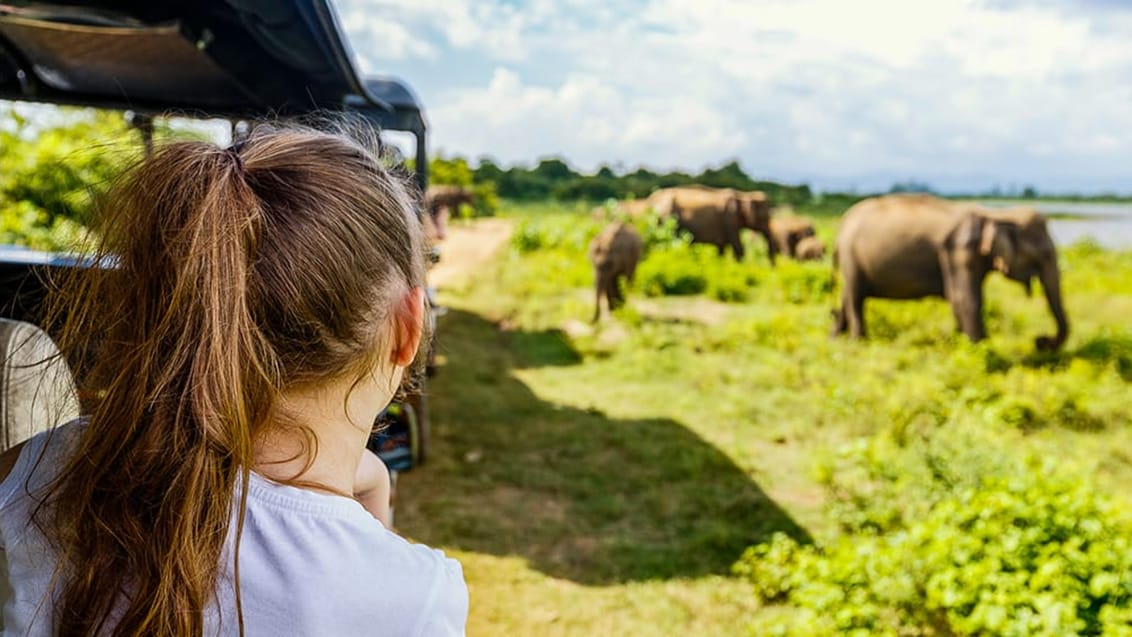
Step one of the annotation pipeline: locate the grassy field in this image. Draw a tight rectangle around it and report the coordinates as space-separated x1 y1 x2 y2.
394 201 1132 636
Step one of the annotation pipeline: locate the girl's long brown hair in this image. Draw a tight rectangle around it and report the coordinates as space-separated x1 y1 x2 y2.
38 123 426 636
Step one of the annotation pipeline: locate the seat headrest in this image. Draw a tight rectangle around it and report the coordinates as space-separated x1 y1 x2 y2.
0 318 79 453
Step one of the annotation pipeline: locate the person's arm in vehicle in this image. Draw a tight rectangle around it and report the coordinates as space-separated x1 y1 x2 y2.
354 448 392 527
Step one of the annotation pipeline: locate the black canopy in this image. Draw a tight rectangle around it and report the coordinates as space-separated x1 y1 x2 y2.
0 0 426 134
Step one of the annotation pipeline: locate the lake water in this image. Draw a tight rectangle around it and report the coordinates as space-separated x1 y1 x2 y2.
980 201 1132 249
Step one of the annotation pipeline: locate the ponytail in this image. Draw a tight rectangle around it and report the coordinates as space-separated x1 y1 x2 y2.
42 141 277 636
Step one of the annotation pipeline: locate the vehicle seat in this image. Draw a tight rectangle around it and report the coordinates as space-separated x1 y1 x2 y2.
0 318 79 453
0 319 78 630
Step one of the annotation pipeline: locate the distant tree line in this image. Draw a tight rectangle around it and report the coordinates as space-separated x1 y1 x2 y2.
431 155 815 208
433 154 1132 210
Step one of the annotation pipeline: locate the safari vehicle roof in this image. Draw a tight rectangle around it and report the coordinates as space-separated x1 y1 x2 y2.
0 0 426 134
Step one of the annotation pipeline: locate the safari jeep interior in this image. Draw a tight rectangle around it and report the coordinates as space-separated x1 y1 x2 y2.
0 0 431 464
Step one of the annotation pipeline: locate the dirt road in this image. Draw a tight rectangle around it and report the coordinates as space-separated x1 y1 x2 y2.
428 218 513 288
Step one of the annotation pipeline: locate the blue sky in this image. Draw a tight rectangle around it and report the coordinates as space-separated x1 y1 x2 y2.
333 0 1132 194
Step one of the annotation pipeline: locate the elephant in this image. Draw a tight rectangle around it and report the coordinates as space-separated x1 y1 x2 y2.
646 186 777 265
795 235 825 261
423 184 474 241
769 216 817 259
831 194 1069 350
589 222 644 321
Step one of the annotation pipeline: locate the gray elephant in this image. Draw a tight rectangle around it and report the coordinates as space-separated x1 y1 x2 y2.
647 186 777 265
769 216 817 259
423 184 474 241
831 194 1069 350
795 235 825 261
589 222 644 321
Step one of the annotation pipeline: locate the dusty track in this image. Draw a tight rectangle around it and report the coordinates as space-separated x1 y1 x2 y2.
428 218 513 288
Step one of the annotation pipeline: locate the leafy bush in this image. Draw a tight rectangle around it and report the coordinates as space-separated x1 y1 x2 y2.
735 432 1132 636
636 242 759 302
0 200 91 251
636 244 709 297
510 215 603 254
772 260 834 305
0 108 137 226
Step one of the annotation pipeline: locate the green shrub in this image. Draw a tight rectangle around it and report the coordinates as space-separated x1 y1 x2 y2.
636 243 708 297
510 215 601 254
635 242 759 302
772 260 833 304
0 199 91 251
736 433 1132 636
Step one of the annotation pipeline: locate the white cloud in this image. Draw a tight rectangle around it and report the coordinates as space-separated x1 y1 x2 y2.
337 8 437 61
428 68 744 170
334 0 1132 191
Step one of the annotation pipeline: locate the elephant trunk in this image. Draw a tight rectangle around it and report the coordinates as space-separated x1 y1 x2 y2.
1036 259 1069 351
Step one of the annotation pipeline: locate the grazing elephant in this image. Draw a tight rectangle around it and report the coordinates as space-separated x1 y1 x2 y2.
589 222 644 321
423 184 474 241
769 216 817 259
832 194 1069 350
647 186 777 264
795 235 825 261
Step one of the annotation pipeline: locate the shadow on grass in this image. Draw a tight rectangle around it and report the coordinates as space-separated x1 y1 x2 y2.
398 308 811 585
502 326 583 368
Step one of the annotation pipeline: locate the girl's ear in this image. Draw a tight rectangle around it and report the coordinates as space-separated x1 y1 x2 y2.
391 286 425 367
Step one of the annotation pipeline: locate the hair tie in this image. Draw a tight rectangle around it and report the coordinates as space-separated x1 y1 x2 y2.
225 141 246 173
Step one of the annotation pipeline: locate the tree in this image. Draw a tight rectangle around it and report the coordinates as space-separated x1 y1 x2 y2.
532 157 577 182
595 164 617 179
473 157 504 184
0 107 152 228
429 154 474 186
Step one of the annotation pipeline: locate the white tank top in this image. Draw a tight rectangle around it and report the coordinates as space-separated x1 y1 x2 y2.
0 422 467 636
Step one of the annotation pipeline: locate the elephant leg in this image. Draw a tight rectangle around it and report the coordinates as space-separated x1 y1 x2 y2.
730 235 745 261
593 268 609 322
762 229 778 266
609 274 626 310
831 304 847 337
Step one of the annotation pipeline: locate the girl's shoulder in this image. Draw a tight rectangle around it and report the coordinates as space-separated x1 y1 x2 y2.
0 419 84 511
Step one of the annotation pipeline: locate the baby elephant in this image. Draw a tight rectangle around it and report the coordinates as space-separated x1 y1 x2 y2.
769 216 817 259
794 235 825 261
588 222 643 321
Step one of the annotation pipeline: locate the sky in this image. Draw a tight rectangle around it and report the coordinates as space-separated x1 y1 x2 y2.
332 0 1132 194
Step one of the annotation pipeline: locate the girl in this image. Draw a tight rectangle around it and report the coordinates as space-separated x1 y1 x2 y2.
0 124 467 635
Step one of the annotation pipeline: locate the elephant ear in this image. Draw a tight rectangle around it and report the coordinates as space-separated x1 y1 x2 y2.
978 218 1015 275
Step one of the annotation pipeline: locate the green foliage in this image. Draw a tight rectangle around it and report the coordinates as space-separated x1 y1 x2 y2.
430 154 500 216
636 244 709 297
430 154 474 186
773 260 833 304
0 106 211 246
460 154 814 205
510 214 603 254
0 199 91 251
635 242 759 303
0 108 137 226
736 432 1132 636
